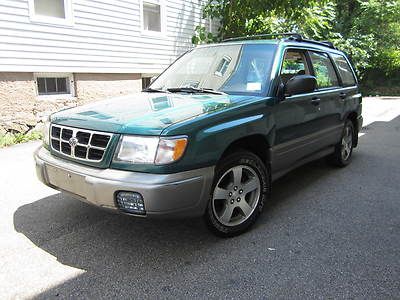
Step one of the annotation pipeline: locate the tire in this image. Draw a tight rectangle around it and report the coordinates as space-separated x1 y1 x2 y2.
329 120 355 167
204 150 269 237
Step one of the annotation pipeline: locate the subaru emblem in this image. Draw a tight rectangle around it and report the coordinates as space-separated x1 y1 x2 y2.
68 137 78 147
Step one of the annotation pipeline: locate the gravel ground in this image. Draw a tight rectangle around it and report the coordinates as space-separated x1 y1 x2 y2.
0 97 399 299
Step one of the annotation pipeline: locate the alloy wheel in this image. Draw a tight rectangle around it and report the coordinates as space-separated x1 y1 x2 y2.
211 165 261 227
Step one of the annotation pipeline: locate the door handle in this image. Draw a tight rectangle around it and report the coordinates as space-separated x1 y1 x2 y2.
311 97 321 106
339 92 347 99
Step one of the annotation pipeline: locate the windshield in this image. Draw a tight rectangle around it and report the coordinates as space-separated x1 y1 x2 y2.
150 43 277 96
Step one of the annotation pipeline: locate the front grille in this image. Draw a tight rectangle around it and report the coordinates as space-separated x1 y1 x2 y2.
50 124 112 162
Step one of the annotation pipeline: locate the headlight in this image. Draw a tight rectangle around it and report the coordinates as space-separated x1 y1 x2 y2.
115 136 159 164
42 119 51 146
114 135 188 165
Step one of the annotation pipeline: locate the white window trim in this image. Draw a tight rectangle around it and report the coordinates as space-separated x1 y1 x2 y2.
28 0 74 27
34 73 75 99
140 0 167 37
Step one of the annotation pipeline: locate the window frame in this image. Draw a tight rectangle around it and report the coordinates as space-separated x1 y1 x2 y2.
140 0 166 37
34 73 75 99
28 0 73 26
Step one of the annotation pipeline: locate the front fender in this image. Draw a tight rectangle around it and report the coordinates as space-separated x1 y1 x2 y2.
192 113 274 166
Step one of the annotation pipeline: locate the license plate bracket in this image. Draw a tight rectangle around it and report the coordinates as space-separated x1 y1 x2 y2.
46 164 87 198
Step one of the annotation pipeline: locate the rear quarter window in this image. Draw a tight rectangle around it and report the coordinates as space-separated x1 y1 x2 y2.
331 54 357 87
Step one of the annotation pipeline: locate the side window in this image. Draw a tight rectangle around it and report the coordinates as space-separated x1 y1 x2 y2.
29 0 73 25
280 50 310 84
331 54 357 86
34 0 66 18
309 51 339 88
142 0 164 33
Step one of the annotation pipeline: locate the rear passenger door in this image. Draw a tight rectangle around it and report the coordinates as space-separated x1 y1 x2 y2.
307 50 344 147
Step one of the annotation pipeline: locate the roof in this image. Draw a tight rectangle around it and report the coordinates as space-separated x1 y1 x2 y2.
198 34 344 55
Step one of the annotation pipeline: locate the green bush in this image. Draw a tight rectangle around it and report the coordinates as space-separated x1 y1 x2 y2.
0 131 43 148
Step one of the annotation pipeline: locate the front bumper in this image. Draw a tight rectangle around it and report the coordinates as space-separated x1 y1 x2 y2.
34 147 214 218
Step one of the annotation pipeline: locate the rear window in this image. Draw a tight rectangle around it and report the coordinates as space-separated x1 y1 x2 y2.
331 54 357 87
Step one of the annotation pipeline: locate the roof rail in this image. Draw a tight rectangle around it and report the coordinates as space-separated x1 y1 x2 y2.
299 38 337 49
222 33 303 43
222 32 337 49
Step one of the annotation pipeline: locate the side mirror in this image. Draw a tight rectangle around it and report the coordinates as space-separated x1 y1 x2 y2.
284 75 317 97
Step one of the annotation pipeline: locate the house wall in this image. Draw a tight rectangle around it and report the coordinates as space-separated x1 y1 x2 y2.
0 72 142 134
0 0 214 134
0 72 79 134
0 0 211 74
74 73 142 105
0 72 37 134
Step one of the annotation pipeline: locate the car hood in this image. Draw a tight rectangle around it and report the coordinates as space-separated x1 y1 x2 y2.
51 92 260 135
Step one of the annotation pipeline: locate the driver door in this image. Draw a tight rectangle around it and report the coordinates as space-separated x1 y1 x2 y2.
271 49 322 175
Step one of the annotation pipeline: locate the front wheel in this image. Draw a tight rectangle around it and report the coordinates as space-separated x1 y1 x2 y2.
204 150 269 237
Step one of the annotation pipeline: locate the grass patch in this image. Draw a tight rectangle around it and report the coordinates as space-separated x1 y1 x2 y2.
0 131 43 148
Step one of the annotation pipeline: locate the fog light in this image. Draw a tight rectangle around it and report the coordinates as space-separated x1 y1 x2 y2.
116 191 145 215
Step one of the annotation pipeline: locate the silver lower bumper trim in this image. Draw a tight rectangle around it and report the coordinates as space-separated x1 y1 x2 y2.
34 146 215 218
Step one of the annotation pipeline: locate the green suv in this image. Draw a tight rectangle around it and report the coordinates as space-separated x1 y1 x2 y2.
35 34 362 237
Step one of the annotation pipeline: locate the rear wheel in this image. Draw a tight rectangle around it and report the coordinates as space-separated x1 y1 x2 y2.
329 120 354 167
204 150 269 237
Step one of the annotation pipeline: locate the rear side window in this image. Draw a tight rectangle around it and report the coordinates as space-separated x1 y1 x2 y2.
309 51 339 89
331 54 357 86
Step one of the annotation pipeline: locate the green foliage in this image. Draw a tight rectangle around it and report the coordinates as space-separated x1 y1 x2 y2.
192 25 218 44
332 0 400 78
0 131 43 148
193 0 400 92
199 0 333 40
329 33 377 78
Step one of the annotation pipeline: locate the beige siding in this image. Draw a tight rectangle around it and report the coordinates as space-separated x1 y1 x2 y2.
0 0 211 74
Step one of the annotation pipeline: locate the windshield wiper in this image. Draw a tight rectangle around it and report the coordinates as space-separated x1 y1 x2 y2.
142 87 169 93
167 87 226 95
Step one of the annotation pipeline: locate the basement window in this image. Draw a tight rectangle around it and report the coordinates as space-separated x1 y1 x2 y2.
142 77 152 89
35 73 74 97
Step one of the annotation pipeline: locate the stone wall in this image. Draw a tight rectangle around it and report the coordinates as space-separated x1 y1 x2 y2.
74 73 142 105
0 73 36 134
0 72 142 134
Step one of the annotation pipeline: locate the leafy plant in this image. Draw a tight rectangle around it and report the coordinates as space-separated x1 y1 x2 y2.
0 131 43 148
192 25 218 44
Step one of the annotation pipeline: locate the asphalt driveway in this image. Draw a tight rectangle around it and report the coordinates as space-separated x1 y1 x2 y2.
0 97 399 299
